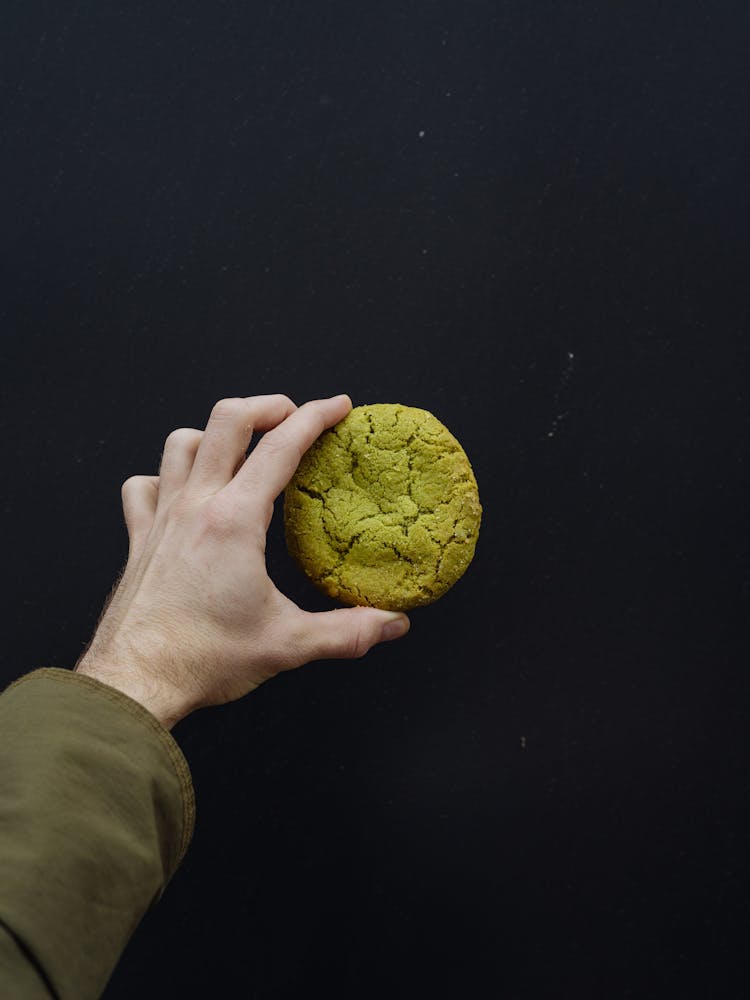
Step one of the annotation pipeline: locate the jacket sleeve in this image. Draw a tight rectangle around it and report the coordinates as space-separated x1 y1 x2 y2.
0 667 196 999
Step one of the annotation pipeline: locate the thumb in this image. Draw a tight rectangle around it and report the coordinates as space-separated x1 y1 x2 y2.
296 605 410 663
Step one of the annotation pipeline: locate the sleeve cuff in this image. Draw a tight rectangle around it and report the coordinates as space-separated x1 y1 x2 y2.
3 667 196 873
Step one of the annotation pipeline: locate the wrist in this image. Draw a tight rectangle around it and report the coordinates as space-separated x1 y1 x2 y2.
74 657 190 730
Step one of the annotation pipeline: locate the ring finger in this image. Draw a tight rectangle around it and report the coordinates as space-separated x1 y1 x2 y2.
157 427 204 511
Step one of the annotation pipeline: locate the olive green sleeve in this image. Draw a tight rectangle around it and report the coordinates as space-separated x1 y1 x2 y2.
0 667 196 999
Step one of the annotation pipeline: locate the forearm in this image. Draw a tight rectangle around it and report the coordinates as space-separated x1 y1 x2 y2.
0 668 195 1000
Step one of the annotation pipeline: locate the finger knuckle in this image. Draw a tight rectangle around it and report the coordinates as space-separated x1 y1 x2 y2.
198 496 238 539
345 619 371 659
168 492 195 522
257 427 298 460
211 397 245 421
165 427 201 449
121 474 144 493
303 400 328 431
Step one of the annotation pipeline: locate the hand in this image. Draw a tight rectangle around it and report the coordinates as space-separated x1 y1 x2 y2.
74 394 410 729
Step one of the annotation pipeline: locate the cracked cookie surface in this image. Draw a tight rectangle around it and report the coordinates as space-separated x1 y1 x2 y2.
283 403 482 611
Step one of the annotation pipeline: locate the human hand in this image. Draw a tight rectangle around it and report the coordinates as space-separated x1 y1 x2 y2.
74 394 410 729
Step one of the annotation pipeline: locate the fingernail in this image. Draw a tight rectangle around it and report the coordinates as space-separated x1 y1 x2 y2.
333 393 351 404
381 615 409 642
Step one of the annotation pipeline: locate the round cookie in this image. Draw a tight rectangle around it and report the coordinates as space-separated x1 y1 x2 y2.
283 402 481 611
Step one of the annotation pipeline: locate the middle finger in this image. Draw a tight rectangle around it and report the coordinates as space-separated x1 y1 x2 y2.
187 394 297 496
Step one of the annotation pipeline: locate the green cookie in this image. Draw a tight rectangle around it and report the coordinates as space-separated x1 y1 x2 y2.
283 403 482 611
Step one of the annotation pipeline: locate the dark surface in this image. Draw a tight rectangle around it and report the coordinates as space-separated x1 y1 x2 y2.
2 2 749 997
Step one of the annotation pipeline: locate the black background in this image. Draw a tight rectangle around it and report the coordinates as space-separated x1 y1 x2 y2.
2 1 749 997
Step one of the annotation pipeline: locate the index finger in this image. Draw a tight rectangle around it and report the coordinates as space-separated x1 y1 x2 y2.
234 394 352 511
